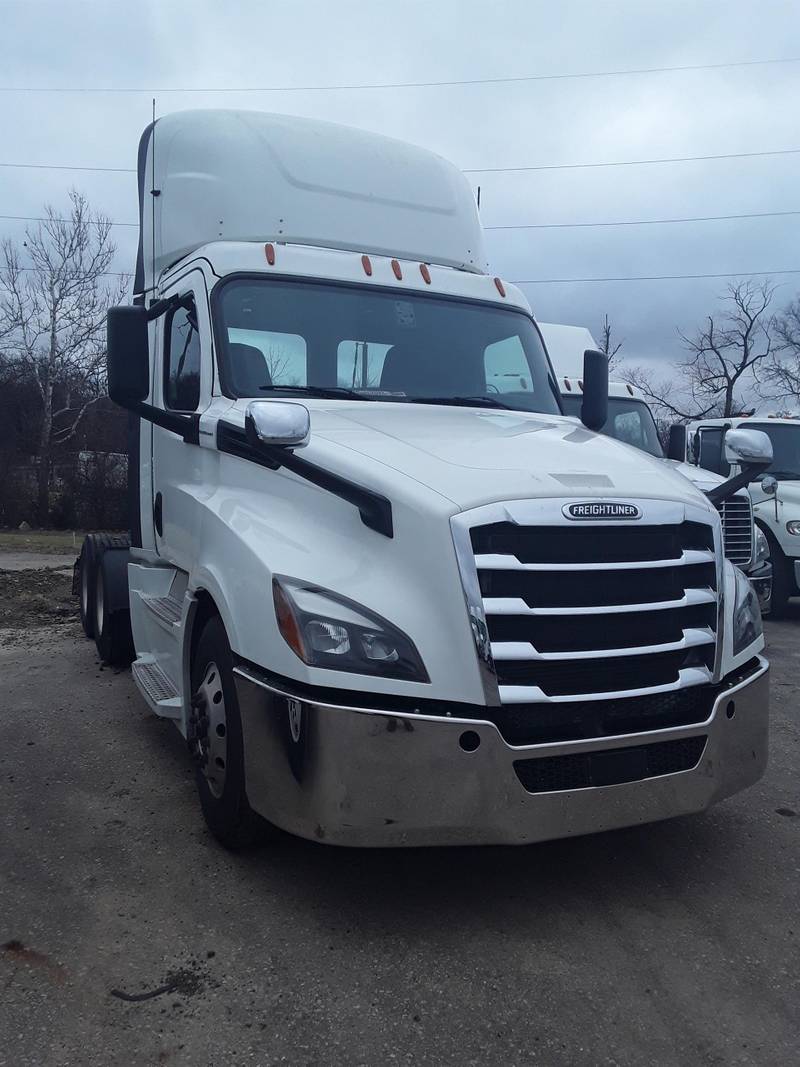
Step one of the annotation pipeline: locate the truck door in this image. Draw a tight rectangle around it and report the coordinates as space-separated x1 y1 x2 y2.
152 271 212 572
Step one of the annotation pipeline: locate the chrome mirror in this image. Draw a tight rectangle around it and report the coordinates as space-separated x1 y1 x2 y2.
245 400 310 449
724 428 772 468
761 474 778 495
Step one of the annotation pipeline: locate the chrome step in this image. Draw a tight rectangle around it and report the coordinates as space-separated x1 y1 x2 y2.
132 658 181 719
140 593 183 627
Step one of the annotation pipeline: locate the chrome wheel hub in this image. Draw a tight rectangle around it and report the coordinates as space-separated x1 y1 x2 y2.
189 662 228 798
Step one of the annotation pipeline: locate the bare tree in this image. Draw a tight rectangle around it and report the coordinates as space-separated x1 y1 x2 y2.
0 191 128 523
677 279 776 417
621 280 776 423
598 313 623 370
763 296 800 406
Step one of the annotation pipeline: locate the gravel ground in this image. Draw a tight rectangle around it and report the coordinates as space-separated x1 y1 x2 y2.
0 607 798 1066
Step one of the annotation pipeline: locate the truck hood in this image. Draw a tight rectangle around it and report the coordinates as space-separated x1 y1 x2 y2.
663 459 726 491
307 403 710 511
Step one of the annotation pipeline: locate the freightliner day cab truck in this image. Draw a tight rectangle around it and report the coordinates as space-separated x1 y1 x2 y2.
681 415 800 614
541 324 773 613
76 110 772 848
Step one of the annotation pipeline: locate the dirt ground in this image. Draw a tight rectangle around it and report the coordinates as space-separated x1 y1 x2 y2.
1 550 798 1065
0 568 76 632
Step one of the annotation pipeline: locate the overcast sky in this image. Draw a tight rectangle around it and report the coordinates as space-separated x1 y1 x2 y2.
1 0 799 373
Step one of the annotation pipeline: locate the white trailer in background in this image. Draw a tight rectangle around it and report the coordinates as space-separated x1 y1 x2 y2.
75 112 770 849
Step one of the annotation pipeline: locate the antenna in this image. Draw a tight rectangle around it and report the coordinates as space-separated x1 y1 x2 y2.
150 97 158 300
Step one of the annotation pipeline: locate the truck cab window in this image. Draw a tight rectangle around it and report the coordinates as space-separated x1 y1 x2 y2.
217 278 561 415
165 301 201 411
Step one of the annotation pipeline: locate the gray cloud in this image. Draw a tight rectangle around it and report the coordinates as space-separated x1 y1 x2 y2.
1 0 798 373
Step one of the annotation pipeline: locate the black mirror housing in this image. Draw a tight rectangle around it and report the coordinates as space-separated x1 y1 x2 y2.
667 424 687 461
107 305 149 406
580 349 609 431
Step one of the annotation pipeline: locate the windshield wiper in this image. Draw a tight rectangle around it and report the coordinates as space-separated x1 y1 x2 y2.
257 385 374 401
403 395 512 410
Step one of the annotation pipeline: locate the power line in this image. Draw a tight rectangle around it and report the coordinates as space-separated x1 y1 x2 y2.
511 269 800 284
0 161 134 173
0 213 137 226
485 209 800 230
463 147 800 174
12 267 799 284
4 208 800 232
0 56 797 93
3 146 799 178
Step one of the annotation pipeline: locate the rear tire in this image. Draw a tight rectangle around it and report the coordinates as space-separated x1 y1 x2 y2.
93 550 135 666
78 533 130 639
189 616 270 849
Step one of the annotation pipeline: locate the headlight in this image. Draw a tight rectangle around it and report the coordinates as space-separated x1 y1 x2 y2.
273 576 429 682
787 520 800 536
753 525 770 566
732 566 763 656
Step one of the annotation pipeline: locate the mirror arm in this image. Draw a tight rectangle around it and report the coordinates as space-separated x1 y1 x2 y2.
146 292 193 322
705 466 763 506
216 420 393 537
123 399 200 444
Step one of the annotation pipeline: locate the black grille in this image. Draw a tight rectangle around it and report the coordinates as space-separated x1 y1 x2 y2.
513 736 707 793
487 604 716 652
495 648 714 696
479 563 716 609
489 685 716 745
471 521 713 564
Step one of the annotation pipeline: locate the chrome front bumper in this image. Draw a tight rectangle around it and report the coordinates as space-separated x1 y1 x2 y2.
235 658 769 848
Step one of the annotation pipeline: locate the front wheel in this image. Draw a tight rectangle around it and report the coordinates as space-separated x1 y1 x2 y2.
762 529 793 617
188 616 271 849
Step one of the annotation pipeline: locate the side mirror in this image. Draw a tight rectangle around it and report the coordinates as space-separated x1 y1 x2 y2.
706 429 773 506
667 424 687 462
580 349 608 431
724 428 773 470
107 305 149 406
761 474 777 496
245 400 310 449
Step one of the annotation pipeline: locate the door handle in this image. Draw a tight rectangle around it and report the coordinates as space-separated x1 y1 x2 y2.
154 492 163 537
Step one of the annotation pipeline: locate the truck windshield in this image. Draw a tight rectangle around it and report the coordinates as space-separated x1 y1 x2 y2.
215 277 562 415
560 394 664 458
748 423 800 479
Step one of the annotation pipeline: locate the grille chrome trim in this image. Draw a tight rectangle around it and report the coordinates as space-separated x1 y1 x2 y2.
474 549 715 571
483 588 717 615
452 496 725 705
498 666 713 704
491 627 714 662
717 493 753 568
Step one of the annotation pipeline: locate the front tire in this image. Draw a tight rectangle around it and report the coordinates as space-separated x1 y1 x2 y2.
189 616 270 849
762 528 793 617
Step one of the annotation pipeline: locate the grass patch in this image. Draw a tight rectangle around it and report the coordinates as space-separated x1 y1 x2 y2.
0 530 89 555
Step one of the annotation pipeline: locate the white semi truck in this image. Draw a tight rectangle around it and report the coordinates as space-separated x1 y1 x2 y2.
680 416 800 614
76 110 771 848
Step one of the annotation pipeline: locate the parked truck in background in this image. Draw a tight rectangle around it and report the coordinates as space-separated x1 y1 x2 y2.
682 415 800 614
540 323 773 613
76 110 771 849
